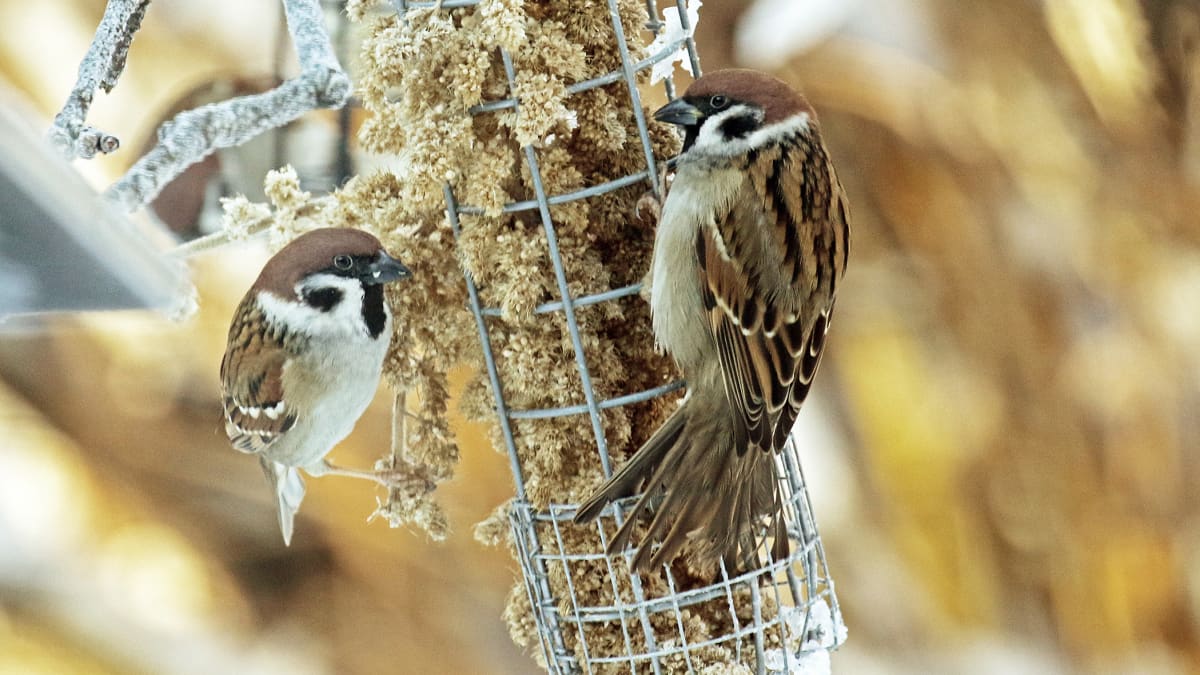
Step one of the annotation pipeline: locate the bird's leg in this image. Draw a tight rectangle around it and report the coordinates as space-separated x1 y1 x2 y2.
306 460 386 484
304 460 434 492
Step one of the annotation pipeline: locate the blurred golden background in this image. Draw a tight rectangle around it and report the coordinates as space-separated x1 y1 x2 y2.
1 0 1198 673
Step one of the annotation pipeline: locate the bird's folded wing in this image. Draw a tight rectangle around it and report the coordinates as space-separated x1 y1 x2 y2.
219 302 298 454
696 150 830 454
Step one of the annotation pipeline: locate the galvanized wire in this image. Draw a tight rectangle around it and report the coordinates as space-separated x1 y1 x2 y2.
509 438 841 673
404 1 844 672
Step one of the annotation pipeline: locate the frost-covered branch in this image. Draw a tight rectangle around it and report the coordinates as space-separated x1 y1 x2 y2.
105 0 350 211
47 0 149 159
49 0 350 213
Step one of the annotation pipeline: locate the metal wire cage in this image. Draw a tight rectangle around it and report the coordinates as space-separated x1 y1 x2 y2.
390 0 846 671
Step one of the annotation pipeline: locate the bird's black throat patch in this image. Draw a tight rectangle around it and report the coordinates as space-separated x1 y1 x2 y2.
719 112 759 141
361 283 387 339
303 287 343 312
682 126 700 153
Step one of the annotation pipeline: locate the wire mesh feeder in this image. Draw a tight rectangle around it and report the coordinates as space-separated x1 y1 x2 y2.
506 446 846 674
388 0 845 671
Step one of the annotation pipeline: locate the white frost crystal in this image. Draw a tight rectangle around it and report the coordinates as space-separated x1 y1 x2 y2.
763 598 847 674
647 0 702 83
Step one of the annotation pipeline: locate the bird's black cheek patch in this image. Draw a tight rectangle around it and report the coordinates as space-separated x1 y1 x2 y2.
719 113 759 141
303 287 344 312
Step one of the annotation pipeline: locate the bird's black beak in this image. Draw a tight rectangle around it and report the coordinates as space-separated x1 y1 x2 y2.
362 251 411 285
654 98 704 126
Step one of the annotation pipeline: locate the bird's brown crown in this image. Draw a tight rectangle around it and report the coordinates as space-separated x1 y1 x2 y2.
252 228 385 297
685 69 814 125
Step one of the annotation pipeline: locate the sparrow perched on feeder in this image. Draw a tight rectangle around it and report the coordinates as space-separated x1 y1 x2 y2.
220 228 412 544
575 70 851 573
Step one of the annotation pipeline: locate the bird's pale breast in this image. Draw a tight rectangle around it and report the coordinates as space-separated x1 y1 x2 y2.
650 161 742 374
270 325 390 468
255 285 394 468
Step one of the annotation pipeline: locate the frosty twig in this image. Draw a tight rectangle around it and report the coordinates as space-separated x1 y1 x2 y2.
47 0 149 160
49 0 351 212
105 0 350 211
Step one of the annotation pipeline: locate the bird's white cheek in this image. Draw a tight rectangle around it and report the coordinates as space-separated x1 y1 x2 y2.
689 110 811 159
256 278 371 341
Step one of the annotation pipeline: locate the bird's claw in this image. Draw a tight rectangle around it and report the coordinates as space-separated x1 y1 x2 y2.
373 468 435 493
636 163 672 225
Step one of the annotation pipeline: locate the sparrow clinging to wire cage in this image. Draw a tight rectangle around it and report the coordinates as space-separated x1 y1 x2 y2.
575 69 851 573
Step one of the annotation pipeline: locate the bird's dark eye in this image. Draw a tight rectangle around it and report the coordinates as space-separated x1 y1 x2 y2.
710 95 729 109
333 254 353 271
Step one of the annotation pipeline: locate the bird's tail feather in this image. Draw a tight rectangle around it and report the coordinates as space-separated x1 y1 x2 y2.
260 458 306 546
574 395 783 574
573 407 687 525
